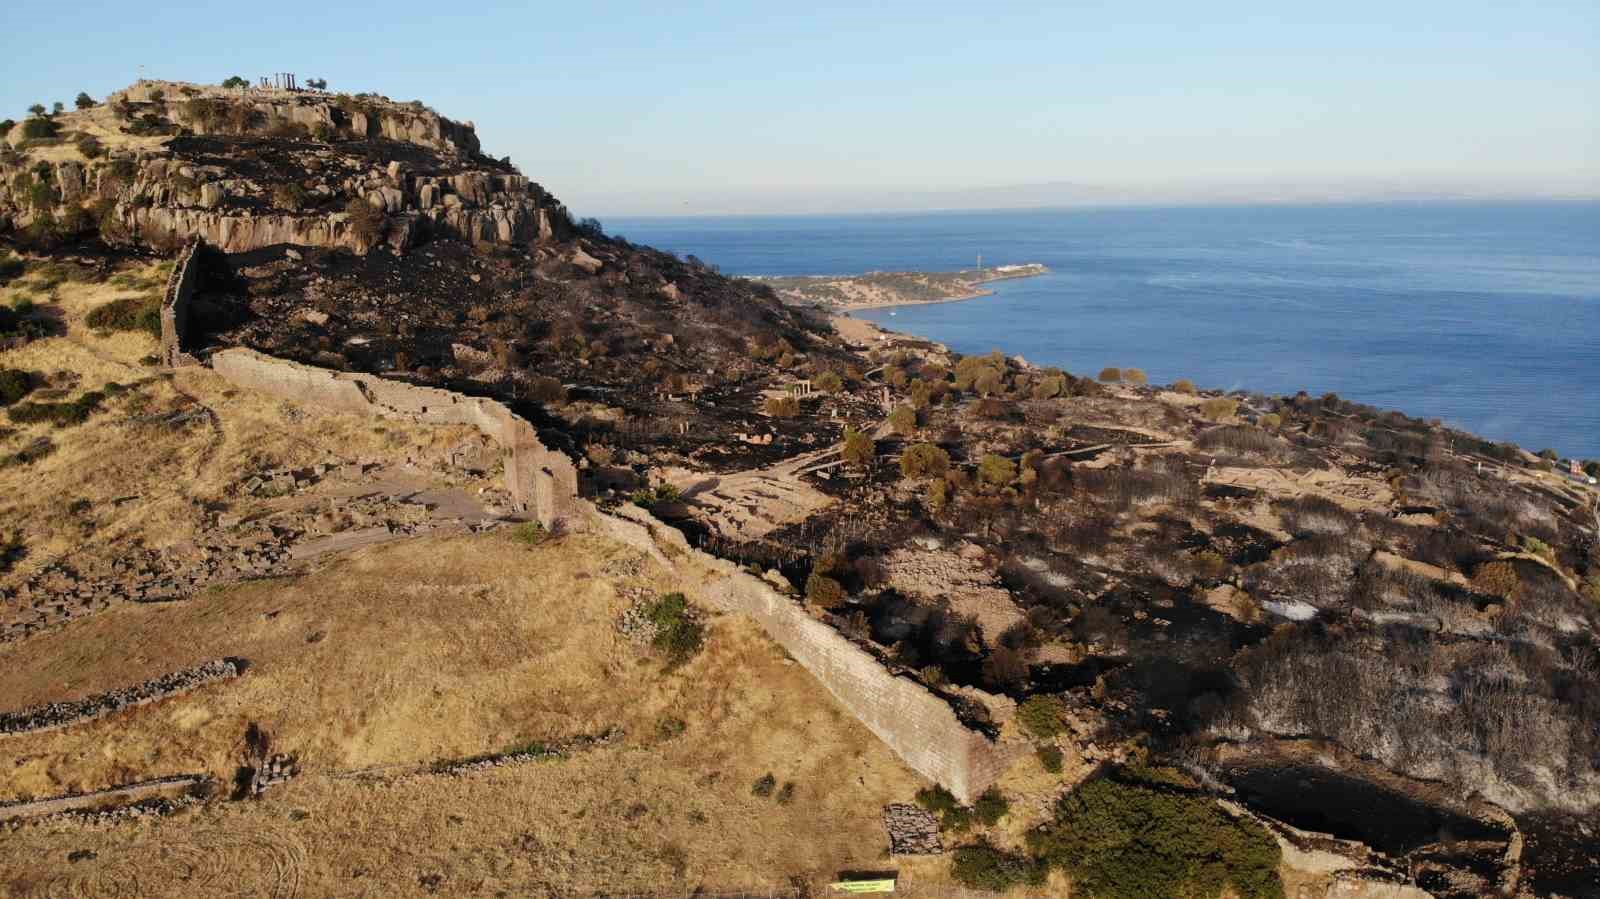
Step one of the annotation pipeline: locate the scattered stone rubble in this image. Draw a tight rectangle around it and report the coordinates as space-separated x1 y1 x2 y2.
882 803 943 855
424 727 623 778
614 586 665 645
0 658 243 737
1 453 507 644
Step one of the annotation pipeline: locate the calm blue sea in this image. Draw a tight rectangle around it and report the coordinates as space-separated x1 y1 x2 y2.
611 204 1600 459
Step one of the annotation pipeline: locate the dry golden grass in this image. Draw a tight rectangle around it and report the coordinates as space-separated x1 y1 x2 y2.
1 265 475 571
6 104 172 163
0 531 943 895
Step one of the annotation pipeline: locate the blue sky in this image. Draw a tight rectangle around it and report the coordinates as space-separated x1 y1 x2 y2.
2 1 1595 215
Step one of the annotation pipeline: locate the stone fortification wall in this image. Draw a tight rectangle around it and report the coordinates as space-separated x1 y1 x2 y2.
0 775 208 823
159 237 203 366
599 505 1021 803
0 658 242 738
209 348 579 529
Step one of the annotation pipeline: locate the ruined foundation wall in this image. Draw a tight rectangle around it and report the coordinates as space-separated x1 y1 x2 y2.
209 348 579 529
0 775 207 823
0 658 242 738
600 505 1019 803
159 238 203 367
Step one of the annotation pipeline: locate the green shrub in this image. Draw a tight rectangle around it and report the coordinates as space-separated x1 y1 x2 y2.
0 532 24 574
1200 397 1239 421
85 296 161 336
645 592 705 667
950 842 1046 892
0 255 24 287
1028 775 1283 899
805 572 846 610
21 118 59 140
74 92 95 110
510 521 548 545
527 375 566 404
272 182 308 210
1032 374 1065 399
1521 536 1556 563
978 453 1017 488
1017 695 1067 739
1582 575 1600 605
656 716 687 740
344 196 387 246
915 784 974 832
1 436 55 469
0 368 35 406
776 781 796 804
972 787 1009 826
6 390 106 427
752 773 777 797
630 482 682 510
1037 744 1064 773
221 76 250 89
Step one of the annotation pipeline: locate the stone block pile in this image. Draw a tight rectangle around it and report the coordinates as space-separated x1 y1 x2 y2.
0 658 243 738
249 753 299 797
882 803 943 855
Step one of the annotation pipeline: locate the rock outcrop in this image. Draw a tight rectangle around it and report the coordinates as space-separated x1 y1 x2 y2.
0 80 570 255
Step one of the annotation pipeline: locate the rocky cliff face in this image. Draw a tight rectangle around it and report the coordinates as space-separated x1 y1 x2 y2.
0 80 569 254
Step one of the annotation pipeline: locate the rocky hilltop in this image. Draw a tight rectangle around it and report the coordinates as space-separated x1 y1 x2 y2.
1 80 566 254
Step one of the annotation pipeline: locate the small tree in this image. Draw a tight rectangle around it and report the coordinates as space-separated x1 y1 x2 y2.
888 405 917 436
764 395 799 417
27 104 46 118
74 92 95 110
50 101 65 116
221 76 250 89
841 427 874 467
814 371 844 394
1124 368 1148 386
1172 378 1197 394
900 443 950 479
1098 367 1122 383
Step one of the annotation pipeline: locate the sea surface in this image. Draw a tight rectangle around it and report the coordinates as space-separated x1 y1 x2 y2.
610 203 1600 459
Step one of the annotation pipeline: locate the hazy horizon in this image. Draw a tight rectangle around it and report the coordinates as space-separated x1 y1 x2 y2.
3 1 1594 217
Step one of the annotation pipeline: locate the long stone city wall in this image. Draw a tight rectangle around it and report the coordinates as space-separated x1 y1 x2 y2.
159 237 203 366
600 505 1021 803
209 348 579 529
0 658 242 738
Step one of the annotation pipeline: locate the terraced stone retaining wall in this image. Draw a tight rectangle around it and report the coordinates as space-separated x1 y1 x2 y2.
0 658 243 738
599 504 1021 803
209 348 579 529
159 238 203 366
